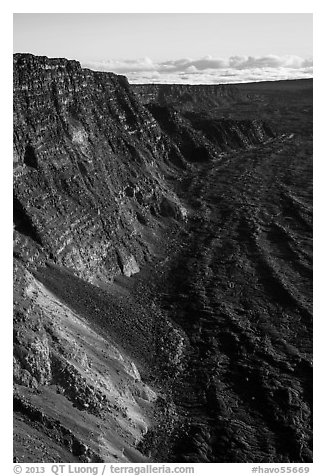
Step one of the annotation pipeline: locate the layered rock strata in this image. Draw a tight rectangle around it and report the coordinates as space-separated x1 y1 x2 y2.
13 54 276 463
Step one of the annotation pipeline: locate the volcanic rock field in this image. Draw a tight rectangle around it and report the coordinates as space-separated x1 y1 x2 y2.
13 54 312 463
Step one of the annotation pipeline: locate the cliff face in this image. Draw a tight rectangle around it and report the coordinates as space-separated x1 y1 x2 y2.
13 54 277 463
14 54 188 282
132 83 248 111
132 83 274 160
14 54 189 463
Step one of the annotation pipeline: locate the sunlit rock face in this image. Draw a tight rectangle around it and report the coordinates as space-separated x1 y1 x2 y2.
13 53 189 463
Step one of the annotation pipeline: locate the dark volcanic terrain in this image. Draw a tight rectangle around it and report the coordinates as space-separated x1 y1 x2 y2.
13 54 312 463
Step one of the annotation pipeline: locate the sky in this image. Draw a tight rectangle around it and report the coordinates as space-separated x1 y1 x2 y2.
13 13 313 84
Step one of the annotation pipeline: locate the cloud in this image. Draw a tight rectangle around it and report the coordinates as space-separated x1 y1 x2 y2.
82 54 313 84
84 57 156 73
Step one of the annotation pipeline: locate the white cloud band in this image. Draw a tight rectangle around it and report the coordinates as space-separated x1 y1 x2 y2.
82 54 313 84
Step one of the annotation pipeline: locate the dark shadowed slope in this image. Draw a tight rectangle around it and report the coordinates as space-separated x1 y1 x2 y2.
14 55 312 463
156 134 312 463
134 79 312 463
